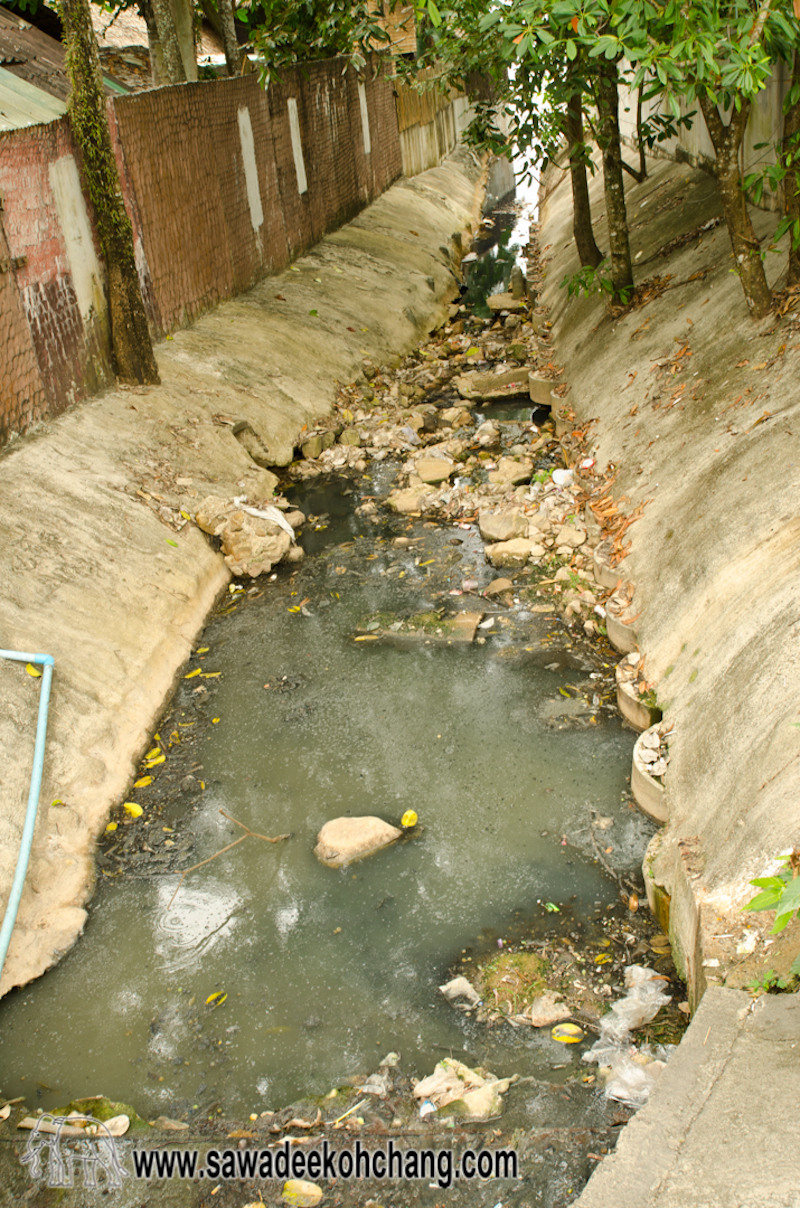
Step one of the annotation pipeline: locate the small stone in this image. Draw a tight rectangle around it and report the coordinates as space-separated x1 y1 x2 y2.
479 509 528 543
387 488 427 514
415 458 454 484
484 538 534 567
282 1181 323 1207
338 428 362 447
488 458 531 487
554 524 587 548
484 577 514 597
301 435 324 460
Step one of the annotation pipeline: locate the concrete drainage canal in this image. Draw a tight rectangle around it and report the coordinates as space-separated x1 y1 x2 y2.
0 243 687 1208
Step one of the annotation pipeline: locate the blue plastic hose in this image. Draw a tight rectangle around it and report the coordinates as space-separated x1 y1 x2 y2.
0 650 55 984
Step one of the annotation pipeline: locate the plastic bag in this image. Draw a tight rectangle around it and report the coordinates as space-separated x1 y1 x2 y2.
598 965 671 1042
583 966 673 1109
597 1044 669 1109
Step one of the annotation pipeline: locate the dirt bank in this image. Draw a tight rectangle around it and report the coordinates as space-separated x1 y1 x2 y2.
0 148 484 996
538 156 800 999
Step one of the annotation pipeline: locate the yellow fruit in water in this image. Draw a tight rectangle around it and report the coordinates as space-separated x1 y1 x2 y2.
551 1022 584 1044
401 810 418 829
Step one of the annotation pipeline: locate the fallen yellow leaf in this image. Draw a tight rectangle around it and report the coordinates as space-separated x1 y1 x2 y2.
106 822 118 832
123 802 143 818
145 747 161 760
134 776 152 788
25 663 41 678
206 991 227 1007
184 668 202 679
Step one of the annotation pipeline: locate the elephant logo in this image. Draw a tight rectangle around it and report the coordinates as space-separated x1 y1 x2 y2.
20 1113 129 1189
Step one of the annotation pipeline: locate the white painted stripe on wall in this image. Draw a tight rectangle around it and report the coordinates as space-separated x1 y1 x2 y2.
357 81 371 156
48 155 105 323
237 106 264 232
287 98 308 195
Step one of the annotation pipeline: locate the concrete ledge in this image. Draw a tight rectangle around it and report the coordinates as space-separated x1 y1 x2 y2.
631 723 670 823
574 988 800 1207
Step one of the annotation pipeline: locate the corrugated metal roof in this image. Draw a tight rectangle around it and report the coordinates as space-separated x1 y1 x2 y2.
0 63 66 129
0 3 128 107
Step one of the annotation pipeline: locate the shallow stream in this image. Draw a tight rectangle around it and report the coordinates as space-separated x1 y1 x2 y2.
0 473 653 1126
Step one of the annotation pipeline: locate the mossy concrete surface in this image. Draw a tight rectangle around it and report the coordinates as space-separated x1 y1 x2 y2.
0 147 484 997
538 157 800 1000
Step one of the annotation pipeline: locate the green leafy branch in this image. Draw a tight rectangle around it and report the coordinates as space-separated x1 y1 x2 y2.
744 848 800 936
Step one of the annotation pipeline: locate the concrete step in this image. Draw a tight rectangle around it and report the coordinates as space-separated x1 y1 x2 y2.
575 986 800 1207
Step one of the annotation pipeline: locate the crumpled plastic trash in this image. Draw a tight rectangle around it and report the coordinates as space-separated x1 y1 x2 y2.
413 1058 514 1120
583 965 673 1109
439 976 481 1009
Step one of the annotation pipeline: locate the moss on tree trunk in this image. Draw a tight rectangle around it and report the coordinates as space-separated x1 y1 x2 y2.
564 90 603 270
59 0 160 385
595 60 633 304
699 94 772 319
783 51 800 288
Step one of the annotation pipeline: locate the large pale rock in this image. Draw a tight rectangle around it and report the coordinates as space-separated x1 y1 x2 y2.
479 509 529 543
415 458 454 484
314 816 403 868
195 496 292 577
485 538 536 567
224 519 291 576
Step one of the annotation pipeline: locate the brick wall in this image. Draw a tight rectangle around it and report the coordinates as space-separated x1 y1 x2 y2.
112 62 402 336
0 57 439 445
0 118 113 440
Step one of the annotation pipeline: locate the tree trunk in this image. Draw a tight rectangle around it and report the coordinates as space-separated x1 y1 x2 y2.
564 91 603 269
595 60 633 304
149 0 187 83
217 0 243 77
60 0 160 385
699 94 772 318
636 85 647 182
783 50 800 287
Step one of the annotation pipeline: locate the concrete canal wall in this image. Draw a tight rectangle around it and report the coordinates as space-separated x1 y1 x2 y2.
538 155 800 1003
0 147 484 997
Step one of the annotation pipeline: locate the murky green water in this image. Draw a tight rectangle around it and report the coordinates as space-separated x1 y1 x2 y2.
0 477 648 1124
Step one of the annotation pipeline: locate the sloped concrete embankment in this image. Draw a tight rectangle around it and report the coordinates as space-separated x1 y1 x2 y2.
0 149 484 996
538 157 800 1000
575 986 800 1207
